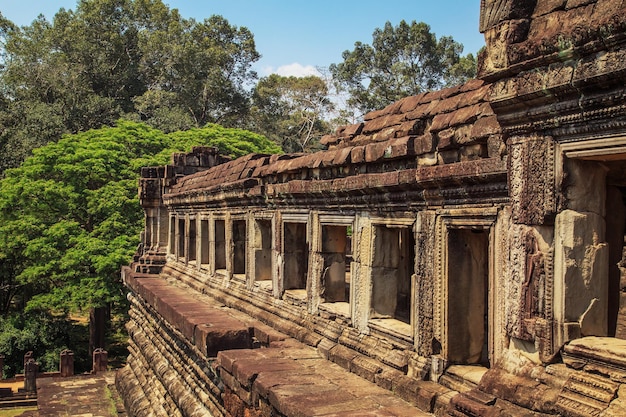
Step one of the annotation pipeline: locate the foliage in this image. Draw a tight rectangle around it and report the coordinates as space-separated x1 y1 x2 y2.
166 123 282 158
0 311 89 377
329 20 477 116
250 74 334 153
136 13 259 129
0 0 260 173
0 120 279 320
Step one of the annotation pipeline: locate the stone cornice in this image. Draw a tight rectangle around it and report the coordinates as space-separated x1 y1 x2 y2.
163 158 508 212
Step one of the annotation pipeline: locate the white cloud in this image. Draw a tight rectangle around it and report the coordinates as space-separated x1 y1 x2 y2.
261 63 321 78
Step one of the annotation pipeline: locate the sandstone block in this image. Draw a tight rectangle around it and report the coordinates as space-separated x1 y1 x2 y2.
471 115 500 139
328 344 359 371
350 146 365 164
414 134 435 155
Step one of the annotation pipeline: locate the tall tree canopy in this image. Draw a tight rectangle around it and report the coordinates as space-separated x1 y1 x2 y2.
0 120 278 375
0 0 260 173
0 120 279 318
329 20 477 116
250 74 334 153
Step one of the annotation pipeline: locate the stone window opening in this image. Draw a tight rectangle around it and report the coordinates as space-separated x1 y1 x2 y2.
253 219 273 291
556 142 626 346
177 217 185 260
447 227 490 367
188 217 197 264
319 224 352 318
232 219 247 280
200 219 209 268
369 224 415 339
607 183 626 338
215 219 227 272
282 222 309 302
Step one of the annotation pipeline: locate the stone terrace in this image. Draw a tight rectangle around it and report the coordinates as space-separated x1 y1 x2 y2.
119 269 438 416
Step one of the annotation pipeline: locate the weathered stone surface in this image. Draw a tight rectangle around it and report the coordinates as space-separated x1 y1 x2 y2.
127 276 253 357
217 345 429 416
555 210 609 339
509 136 556 225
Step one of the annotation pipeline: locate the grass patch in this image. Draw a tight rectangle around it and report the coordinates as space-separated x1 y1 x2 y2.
0 407 37 417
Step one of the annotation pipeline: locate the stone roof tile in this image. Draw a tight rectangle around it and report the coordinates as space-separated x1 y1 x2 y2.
362 116 392 134
471 115 501 139
343 122 365 137
459 78 486 92
414 133 436 155
405 101 440 120
371 126 398 142
397 94 423 113
351 146 366 164
320 134 338 146
395 119 425 138
460 85 490 106
332 146 354 166
431 94 464 115
448 104 482 127
430 112 454 132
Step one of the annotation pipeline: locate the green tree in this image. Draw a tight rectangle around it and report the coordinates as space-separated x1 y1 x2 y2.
0 0 260 173
136 13 259 130
250 74 333 153
0 120 279 361
329 20 477 116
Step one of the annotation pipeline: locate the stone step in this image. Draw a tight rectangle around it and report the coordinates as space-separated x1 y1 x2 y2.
126 276 253 357
0 397 38 409
217 339 436 416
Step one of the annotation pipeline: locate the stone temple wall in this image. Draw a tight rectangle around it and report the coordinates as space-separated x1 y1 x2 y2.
117 1 626 416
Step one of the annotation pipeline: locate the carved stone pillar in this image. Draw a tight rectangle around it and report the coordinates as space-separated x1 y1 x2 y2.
24 359 37 393
60 349 74 377
92 348 108 373
415 210 436 358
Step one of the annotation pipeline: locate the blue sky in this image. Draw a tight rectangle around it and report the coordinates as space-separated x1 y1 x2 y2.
0 1 485 77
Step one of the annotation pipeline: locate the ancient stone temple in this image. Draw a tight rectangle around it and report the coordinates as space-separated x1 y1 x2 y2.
117 1 626 416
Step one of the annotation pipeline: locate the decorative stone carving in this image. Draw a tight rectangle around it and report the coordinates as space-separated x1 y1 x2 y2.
415 211 436 357
520 230 547 339
509 135 556 225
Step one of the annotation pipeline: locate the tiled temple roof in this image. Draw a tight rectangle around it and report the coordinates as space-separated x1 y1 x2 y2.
168 78 502 197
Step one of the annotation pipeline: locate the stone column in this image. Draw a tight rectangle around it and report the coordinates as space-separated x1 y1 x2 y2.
23 351 33 371
92 348 108 373
60 350 74 377
24 359 37 393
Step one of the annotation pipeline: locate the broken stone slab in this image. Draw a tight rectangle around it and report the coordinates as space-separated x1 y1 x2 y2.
563 336 626 382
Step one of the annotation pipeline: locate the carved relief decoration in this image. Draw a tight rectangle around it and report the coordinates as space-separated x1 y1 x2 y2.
509 136 556 225
520 231 546 339
415 211 436 357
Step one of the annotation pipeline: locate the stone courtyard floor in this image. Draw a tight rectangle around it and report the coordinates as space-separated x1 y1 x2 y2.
13 371 126 417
